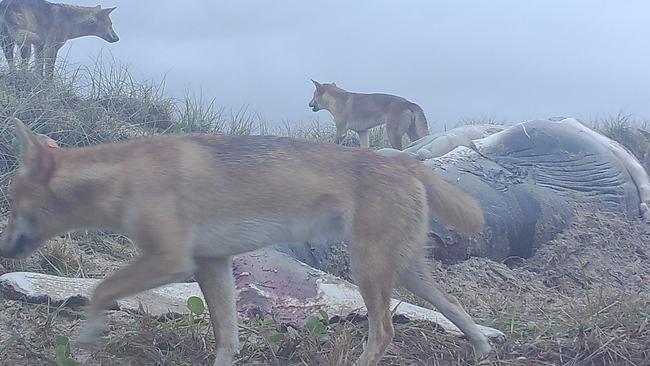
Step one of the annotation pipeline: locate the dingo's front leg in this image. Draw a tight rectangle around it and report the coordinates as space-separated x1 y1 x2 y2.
334 122 348 145
77 221 195 347
77 253 195 347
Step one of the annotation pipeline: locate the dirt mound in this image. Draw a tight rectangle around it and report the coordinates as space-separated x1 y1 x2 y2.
438 209 650 303
427 209 650 365
521 211 649 294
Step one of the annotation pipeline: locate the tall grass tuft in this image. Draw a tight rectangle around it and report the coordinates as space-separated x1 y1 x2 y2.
590 111 650 161
0 61 278 213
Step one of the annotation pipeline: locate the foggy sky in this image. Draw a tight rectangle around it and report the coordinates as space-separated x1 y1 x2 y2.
62 1 650 131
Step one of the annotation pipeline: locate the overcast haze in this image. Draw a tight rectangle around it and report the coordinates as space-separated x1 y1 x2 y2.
62 1 650 130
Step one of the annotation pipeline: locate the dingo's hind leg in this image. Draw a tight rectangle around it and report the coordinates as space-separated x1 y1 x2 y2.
195 257 239 366
407 121 421 142
358 130 370 148
386 121 404 150
348 184 427 365
349 236 397 366
398 260 492 359
19 43 31 70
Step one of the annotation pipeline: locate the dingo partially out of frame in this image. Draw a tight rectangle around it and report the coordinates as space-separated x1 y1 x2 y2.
309 80 429 150
0 0 119 78
0 118 490 366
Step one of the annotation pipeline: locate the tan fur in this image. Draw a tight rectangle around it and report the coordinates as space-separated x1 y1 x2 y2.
0 118 490 366
0 0 119 78
309 80 430 150
388 152 484 233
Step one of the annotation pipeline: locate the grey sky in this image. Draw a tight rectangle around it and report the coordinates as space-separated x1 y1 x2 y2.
63 1 650 131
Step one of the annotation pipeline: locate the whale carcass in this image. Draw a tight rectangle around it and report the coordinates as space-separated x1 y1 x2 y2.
280 118 648 266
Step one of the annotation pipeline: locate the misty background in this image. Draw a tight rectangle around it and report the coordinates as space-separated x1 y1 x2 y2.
61 1 649 131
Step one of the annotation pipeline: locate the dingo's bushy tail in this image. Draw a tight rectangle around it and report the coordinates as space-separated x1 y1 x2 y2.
412 164 484 234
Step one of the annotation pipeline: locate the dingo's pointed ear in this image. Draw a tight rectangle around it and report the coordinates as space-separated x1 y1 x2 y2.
12 118 56 180
36 133 60 149
12 118 38 152
311 79 321 88
102 6 116 15
639 128 650 141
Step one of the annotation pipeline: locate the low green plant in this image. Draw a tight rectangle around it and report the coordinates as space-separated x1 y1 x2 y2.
54 336 81 366
161 296 212 337
186 296 205 316
305 309 330 342
243 316 286 356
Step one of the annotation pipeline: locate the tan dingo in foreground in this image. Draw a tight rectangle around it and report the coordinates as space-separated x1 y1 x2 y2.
0 118 490 366
309 80 429 150
0 0 119 78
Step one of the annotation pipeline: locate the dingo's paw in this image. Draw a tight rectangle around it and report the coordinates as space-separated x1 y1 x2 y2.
474 342 493 362
76 324 104 349
212 349 235 366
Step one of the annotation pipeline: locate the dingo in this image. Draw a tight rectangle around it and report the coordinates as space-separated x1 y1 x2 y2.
309 80 429 150
0 0 119 78
0 118 490 366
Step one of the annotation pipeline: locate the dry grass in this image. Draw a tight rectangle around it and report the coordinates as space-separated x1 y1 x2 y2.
591 112 650 162
456 116 508 128
1 283 647 365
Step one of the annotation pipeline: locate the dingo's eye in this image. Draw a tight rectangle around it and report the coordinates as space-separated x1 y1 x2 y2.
87 18 96 24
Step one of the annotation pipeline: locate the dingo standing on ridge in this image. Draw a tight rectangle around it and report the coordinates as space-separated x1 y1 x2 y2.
0 0 119 78
309 80 430 150
0 118 491 366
